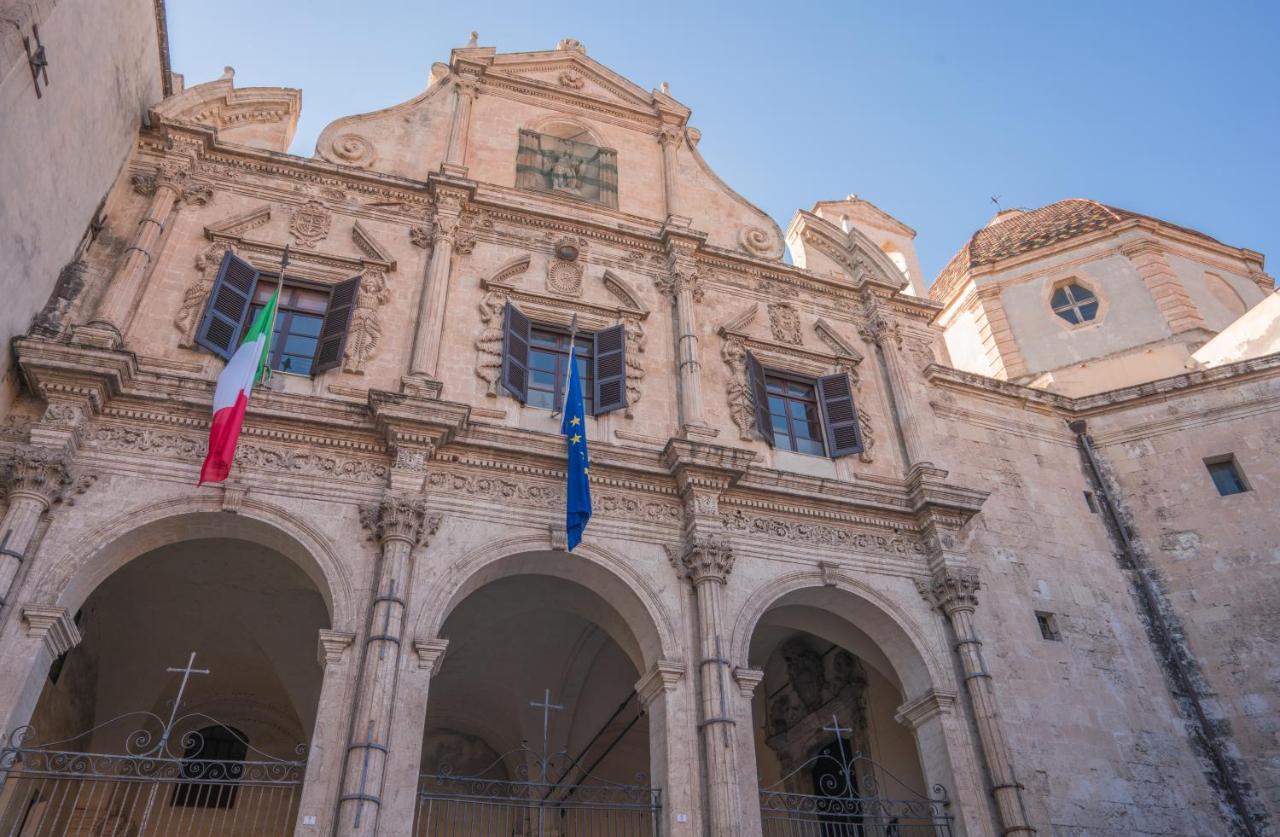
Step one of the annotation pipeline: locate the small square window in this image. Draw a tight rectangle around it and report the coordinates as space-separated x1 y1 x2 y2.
1205 456 1249 496
1035 611 1061 642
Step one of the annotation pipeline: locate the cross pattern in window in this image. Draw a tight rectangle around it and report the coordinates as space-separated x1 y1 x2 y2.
1050 283 1100 325
248 280 328 376
766 376 826 456
528 328 594 415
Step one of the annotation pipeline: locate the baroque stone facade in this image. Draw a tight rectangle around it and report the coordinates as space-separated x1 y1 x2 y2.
0 32 1275 837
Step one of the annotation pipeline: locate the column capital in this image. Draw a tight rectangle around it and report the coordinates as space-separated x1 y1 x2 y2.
317 628 356 668
654 262 704 303
894 688 958 730
915 566 981 616
3 444 76 508
453 72 481 99
732 667 765 699
669 533 735 585
856 287 901 347
413 637 449 674
21 604 81 656
656 124 684 147
359 494 440 548
635 659 685 708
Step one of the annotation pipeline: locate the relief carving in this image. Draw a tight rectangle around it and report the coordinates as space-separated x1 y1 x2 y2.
177 243 229 347
857 407 875 464
721 338 755 441
739 225 776 257
720 508 925 556
289 199 331 247
623 318 645 418
343 268 391 374
475 291 505 396
558 68 585 90
768 303 802 345
546 236 586 297
329 133 376 168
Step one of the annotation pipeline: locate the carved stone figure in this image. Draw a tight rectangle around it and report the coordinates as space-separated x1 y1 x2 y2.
857 407 875 463
475 291 505 396
721 339 754 441
177 244 229 347
624 319 645 418
781 637 826 712
343 269 391 374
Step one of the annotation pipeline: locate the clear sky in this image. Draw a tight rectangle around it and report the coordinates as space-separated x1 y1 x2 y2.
167 1 1280 284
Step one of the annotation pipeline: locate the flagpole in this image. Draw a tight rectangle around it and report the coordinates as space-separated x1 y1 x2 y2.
554 313 579 418
262 245 289 384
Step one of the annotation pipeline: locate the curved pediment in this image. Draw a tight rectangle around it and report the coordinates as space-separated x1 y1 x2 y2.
153 69 300 153
786 210 912 293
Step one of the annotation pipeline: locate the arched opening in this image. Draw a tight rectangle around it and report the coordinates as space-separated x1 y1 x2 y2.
0 536 330 835
413 551 664 835
742 586 955 836
880 241 911 282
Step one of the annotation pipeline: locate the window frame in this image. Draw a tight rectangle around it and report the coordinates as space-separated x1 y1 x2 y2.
1035 611 1062 642
1204 455 1249 496
762 368 828 457
248 275 330 378
526 324 596 416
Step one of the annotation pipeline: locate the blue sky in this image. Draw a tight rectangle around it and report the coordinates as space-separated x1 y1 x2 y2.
167 1 1280 284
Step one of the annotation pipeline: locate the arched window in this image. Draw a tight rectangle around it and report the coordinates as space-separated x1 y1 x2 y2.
173 725 249 809
1050 282 1100 325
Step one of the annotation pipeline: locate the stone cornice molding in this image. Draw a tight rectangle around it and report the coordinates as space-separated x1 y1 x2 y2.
21 604 81 656
915 566 981 616
894 688 958 730
317 628 356 667
635 659 686 707
482 276 648 328
413 637 450 674
359 493 441 548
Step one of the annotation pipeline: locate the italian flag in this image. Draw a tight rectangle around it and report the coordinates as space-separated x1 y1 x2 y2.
198 291 277 485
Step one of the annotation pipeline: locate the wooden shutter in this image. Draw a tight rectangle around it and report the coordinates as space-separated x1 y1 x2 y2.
817 372 864 458
501 302 531 402
745 350 775 447
312 275 361 373
195 252 258 360
592 324 627 416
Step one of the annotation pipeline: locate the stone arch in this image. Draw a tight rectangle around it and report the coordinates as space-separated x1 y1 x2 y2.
524 113 606 148
413 534 679 672
729 568 951 699
26 493 356 632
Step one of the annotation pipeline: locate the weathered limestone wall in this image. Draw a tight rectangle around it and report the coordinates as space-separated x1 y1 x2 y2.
0 0 163 412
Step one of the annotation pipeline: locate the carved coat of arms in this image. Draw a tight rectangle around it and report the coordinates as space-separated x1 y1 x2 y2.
290 200 331 246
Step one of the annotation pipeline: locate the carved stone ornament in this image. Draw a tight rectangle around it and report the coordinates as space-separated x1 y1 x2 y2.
739 225 776 257
655 263 704 303
915 566 981 615
857 289 900 348
317 629 356 667
409 225 432 249
329 133 376 168
558 68 585 90
721 338 755 442
671 534 735 585
343 268 391 374
547 236 586 297
475 290 505 396
21 605 81 656
3 444 74 506
289 199 331 247
359 494 440 547
177 243 230 347
857 406 875 463
624 318 645 418
768 303 802 345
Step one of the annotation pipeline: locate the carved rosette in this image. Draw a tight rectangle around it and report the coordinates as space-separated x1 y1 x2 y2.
546 236 586 297
672 534 735 585
359 495 440 548
915 567 981 616
3 445 75 507
343 268 391 374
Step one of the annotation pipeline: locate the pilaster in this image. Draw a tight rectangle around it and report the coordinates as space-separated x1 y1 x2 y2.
407 175 477 385
657 220 715 438
1122 240 1208 334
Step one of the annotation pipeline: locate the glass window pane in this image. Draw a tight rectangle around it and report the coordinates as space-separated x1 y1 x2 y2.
1055 308 1080 324
528 389 555 410
788 400 808 421
1050 288 1070 309
290 315 322 337
284 335 317 355
771 414 788 433
530 331 558 348
530 350 556 372
1077 301 1099 321
796 437 826 456
531 369 555 388
768 395 788 418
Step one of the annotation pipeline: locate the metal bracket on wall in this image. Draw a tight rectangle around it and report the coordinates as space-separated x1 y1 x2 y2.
23 24 50 98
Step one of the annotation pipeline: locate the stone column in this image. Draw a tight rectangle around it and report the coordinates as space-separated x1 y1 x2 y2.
336 495 440 836
87 162 191 343
916 567 1035 836
858 288 933 470
672 534 742 835
294 630 356 837
378 638 448 837
407 184 471 386
657 124 682 219
657 226 710 436
732 667 766 837
0 446 73 612
441 74 479 176
636 660 696 836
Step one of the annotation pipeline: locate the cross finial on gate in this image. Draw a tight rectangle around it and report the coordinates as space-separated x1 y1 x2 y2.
822 714 851 739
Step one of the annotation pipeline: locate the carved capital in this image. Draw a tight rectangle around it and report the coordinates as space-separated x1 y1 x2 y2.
3 445 74 507
915 566 981 616
671 534 735 585
409 225 432 249
656 263 704 303
414 637 450 674
317 628 355 667
732 667 765 699
454 74 481 100
359 495 440 547
657 125 683 147
894 688 957 730
21 605 81 657
635 659 685 708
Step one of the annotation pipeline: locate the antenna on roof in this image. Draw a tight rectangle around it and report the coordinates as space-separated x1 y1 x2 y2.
990 195 1003 211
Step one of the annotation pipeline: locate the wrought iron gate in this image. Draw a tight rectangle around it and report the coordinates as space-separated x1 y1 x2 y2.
0 653 306 836
759 717 953 837
413 689 661 836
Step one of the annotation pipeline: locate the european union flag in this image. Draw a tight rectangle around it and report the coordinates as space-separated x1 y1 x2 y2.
561 346 592 550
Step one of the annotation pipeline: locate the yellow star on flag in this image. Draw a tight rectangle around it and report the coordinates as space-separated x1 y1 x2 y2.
569 416 581 426
571 433 582 444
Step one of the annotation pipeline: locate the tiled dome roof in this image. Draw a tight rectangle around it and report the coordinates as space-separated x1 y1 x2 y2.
931 199 1220 303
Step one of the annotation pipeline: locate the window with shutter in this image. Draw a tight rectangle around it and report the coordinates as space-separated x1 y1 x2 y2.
592 324 627 416
745 351 775 447
195 253 259 360
312 275 361 373
816 372 864 458
502 302 532 402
